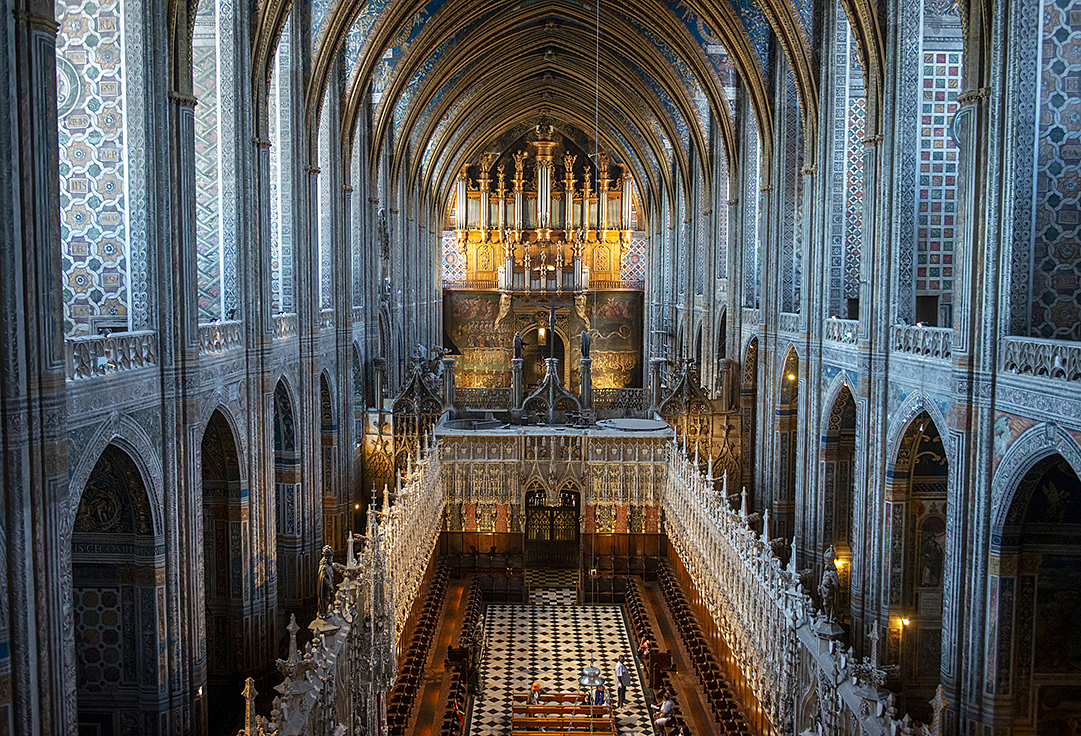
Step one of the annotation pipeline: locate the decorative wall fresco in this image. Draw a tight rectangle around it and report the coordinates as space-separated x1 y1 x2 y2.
587 292 644 389
444 292 508 387
56 0 130 335
1031 0 1081 339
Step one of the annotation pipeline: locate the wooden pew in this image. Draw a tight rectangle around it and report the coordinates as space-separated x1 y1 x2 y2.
511 692 586 704
511 716 612 729
511 704 611 717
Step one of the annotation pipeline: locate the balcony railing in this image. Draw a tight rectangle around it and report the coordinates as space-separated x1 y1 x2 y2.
890 324 952 360
824 317 859 345
66 330 157 380
778 311 800 334
442 279 498 290
742 308 760 326
1002 335 1081 382
319 309 335 329
198 320 243 354
274 312 298 339
589 279 644 290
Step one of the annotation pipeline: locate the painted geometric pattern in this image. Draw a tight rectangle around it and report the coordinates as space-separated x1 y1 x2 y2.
843 96 865 301
193 16 221 322
622 236 647 282
56 0 129 336
915 52 960 305
1031 0 1081 339
74 587 124 691
269 19 294 313
716 150 729 281
442 231 465 283
319 90 333 310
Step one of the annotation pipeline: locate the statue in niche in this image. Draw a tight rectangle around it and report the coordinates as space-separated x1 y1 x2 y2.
581 330 590 359
514 332 523 359
819 545 841 625
318 545 338 617
919 532 944 587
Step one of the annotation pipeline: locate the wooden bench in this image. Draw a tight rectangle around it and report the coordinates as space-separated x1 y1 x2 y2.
512 716 612 728
512 704 611 717
511 692 584 704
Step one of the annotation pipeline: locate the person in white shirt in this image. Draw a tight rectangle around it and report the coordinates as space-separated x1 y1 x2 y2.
651 691 675 726
614 657 630 707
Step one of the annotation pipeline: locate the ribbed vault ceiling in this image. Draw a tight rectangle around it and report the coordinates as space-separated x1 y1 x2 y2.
302 0 821 219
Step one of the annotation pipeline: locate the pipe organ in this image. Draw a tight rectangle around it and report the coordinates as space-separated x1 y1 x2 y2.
452 126 638 293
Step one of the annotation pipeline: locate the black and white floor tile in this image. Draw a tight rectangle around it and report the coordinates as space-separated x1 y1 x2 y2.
525 569 579 588
468 602 655 736
530 587 578 606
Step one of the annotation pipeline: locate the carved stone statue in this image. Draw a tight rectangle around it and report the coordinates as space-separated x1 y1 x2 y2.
514 331 523 359
581 330 590 359
318 545 336 616
819 545 841 625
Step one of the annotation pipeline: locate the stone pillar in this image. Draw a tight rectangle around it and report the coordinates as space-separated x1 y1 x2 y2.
373 356 386 411
649 356 666 412
511 357 524 409
442 356 456 410
579 357 593 416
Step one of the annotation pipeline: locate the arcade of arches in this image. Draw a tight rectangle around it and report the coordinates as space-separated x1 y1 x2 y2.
2 0 1080 733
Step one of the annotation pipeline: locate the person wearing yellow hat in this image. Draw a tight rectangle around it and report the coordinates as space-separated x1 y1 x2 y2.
529 682 541 705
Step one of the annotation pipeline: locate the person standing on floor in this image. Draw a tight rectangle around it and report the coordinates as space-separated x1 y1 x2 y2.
614 656 630 707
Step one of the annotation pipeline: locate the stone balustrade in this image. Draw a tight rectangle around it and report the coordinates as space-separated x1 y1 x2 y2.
779 311 801 334
274 312 298 339
662 445 939 736
240 442 444 736
742 307 760 326
66 330 157 380
824 317 859 345
198 320 244 354
1002 335 1081 382
890 324 952 360
319 308 335 329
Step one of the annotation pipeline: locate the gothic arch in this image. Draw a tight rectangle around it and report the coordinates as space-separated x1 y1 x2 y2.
990 422 1081 542
197 401 248 482
67 415 165 540
68 443 167 732
885 391 953 477
821 372 856 427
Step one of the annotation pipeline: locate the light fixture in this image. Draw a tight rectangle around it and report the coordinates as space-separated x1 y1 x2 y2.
197 686 204 697
833 558 845 570
787 373 795 381
354 503 360 510
900 618 910 627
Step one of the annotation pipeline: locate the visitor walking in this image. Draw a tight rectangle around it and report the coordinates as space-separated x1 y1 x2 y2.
614 656 630 707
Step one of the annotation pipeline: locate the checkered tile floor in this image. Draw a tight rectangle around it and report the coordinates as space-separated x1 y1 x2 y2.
530 587 578 606
525 569 579 587
468 603 655 736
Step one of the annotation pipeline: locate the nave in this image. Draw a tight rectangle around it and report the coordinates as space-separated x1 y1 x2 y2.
382 562 756 736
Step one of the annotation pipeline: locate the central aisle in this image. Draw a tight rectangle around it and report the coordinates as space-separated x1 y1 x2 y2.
468 601 655 736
